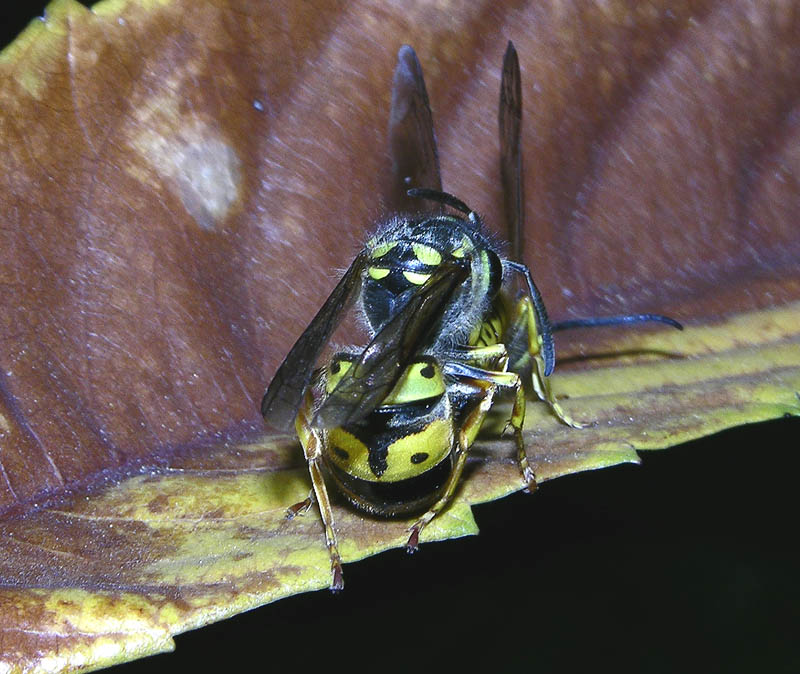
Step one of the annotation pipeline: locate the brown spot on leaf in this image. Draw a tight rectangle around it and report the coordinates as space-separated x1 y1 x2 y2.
147 494 170 513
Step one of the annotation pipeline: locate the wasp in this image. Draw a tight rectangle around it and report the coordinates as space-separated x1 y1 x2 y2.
261 43 682 591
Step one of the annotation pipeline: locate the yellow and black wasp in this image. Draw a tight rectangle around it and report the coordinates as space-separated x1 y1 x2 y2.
261 43 682 591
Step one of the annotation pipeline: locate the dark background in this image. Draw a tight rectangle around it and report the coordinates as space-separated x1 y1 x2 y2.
3 4 798 672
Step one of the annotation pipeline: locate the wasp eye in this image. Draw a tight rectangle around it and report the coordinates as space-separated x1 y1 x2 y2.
410 452 429 464
330 362 341 374
333 447 349 461
420 364 435 379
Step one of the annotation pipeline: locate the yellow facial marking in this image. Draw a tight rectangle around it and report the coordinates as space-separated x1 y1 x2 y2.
383 360 444 405
403 271 430 285
368 267 391 280
369 241 397 258
451 235 474 258
412 243 442 266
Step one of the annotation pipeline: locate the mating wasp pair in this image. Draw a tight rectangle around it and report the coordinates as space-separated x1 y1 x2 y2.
261 43 681 591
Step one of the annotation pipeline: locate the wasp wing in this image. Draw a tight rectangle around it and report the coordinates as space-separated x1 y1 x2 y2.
261 252 368 430
500 46 681 355
499 40 523 263
314 258 468 429
386 44 443 213
499 42 556 376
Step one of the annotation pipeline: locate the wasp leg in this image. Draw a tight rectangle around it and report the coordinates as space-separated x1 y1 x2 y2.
406 379 498 552
512 296 586 429
447 343 509 369
485 368 535 493
286 491 314 520
446 359 536 493
295 390 344 591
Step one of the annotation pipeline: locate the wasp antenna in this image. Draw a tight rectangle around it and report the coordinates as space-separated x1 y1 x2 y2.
407 187 473 216
551 314 683 333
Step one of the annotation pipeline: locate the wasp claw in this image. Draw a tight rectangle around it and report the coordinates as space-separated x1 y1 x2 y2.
286 497 313 520
522 467 538 494
406 527 420 554
330 562 344 592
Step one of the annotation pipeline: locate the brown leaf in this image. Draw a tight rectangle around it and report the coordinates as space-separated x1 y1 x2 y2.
0 0 798 671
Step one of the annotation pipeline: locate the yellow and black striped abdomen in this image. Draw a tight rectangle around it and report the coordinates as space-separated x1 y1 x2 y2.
468 293 510 348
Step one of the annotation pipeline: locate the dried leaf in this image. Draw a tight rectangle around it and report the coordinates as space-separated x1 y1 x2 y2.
1 1 798 671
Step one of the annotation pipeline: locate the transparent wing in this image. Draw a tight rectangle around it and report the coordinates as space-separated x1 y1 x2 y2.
499 42 556 376
314 259 469 429
386 44 443 213
261 252 368 430
499 40 524 263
